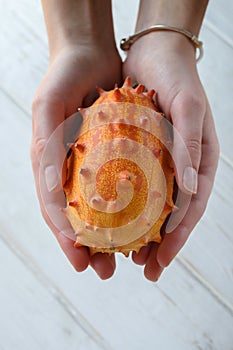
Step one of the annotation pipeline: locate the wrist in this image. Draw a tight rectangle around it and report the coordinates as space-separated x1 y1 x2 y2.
124 0 208 66
136 0 208 36
126 31 197 67
42 0 117 59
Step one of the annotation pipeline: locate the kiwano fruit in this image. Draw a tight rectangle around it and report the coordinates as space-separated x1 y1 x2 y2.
63 77 174 256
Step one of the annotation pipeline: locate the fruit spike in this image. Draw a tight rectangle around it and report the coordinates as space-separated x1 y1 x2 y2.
98 111 107 120
152 146 162 158
85 222 93 230
138 216 151 227
151 189 162 199
63 75 174 257
135 84 145 94
67 142 76 152
79 167 90 178
113 87 123 100
141 234 150 244
91 196 103 208
172 205 179 212
123 76 132 87
69 200 79 207
146 89 155 99
73 241 83 248
108 230 114 243
75 143 86 152
118 171 132 181
96 87 106 96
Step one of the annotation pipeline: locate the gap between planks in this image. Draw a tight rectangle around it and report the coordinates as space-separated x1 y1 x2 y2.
176 256 233 317
1 218 233 322
204 18 233 49
0 86 30 123
0 225 113 350
219 152 233 171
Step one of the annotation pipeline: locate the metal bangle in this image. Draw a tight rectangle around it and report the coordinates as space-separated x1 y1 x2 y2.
120 24 203 62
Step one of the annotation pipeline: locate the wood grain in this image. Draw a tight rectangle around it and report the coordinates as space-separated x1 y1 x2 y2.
0 0 233 349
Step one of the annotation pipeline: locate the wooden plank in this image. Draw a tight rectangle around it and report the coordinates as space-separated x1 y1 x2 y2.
197 25 233 164
0 0 48 113
112 0 139 53
204 0 233 46
0 87 233 349
0 236 105 350
179 157 233 306
1 223 233 350
1 0 233 348
1 0 232 305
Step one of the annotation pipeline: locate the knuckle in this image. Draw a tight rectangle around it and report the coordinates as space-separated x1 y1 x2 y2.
195 198 207 218
32 96 39 113
172 90 206 123
32 94 49 116
32 90 60 116
32 94 44 114
186 137 202 153
30 137 47 163
175 89 205 113
183 94 204 113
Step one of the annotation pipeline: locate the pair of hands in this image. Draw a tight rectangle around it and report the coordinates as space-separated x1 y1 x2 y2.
31 36 219 281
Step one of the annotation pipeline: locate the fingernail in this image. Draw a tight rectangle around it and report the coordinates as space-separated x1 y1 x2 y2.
183 166 198 194
45 165 59 192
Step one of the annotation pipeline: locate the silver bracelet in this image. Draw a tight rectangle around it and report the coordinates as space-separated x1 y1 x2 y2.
120 24 203 62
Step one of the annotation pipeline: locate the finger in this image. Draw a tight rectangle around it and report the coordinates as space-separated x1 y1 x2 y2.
31 98 65 191
56 233 90 272
31 94 85 231
31 98 73 233
90 253 116 280
32 98 83 192
171 91 205 194
157 176 209 267
132 244 151 265
158 104 219 267
144 243 164 282
31 94 91 275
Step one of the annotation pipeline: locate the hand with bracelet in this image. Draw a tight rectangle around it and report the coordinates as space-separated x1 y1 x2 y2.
31 0 219 281
123 0 219 281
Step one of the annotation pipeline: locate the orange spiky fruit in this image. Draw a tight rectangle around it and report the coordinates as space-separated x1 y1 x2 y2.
63 77 174 256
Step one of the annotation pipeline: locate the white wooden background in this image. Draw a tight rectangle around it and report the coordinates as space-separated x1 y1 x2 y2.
0 1 233 349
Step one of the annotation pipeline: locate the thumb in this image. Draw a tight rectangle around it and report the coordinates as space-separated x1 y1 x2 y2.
171 92 205 194
31 96 83 239
31 97 66 195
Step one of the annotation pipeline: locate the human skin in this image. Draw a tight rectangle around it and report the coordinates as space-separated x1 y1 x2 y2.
31 0 219 281
123 0 219 281
31 0 122 279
